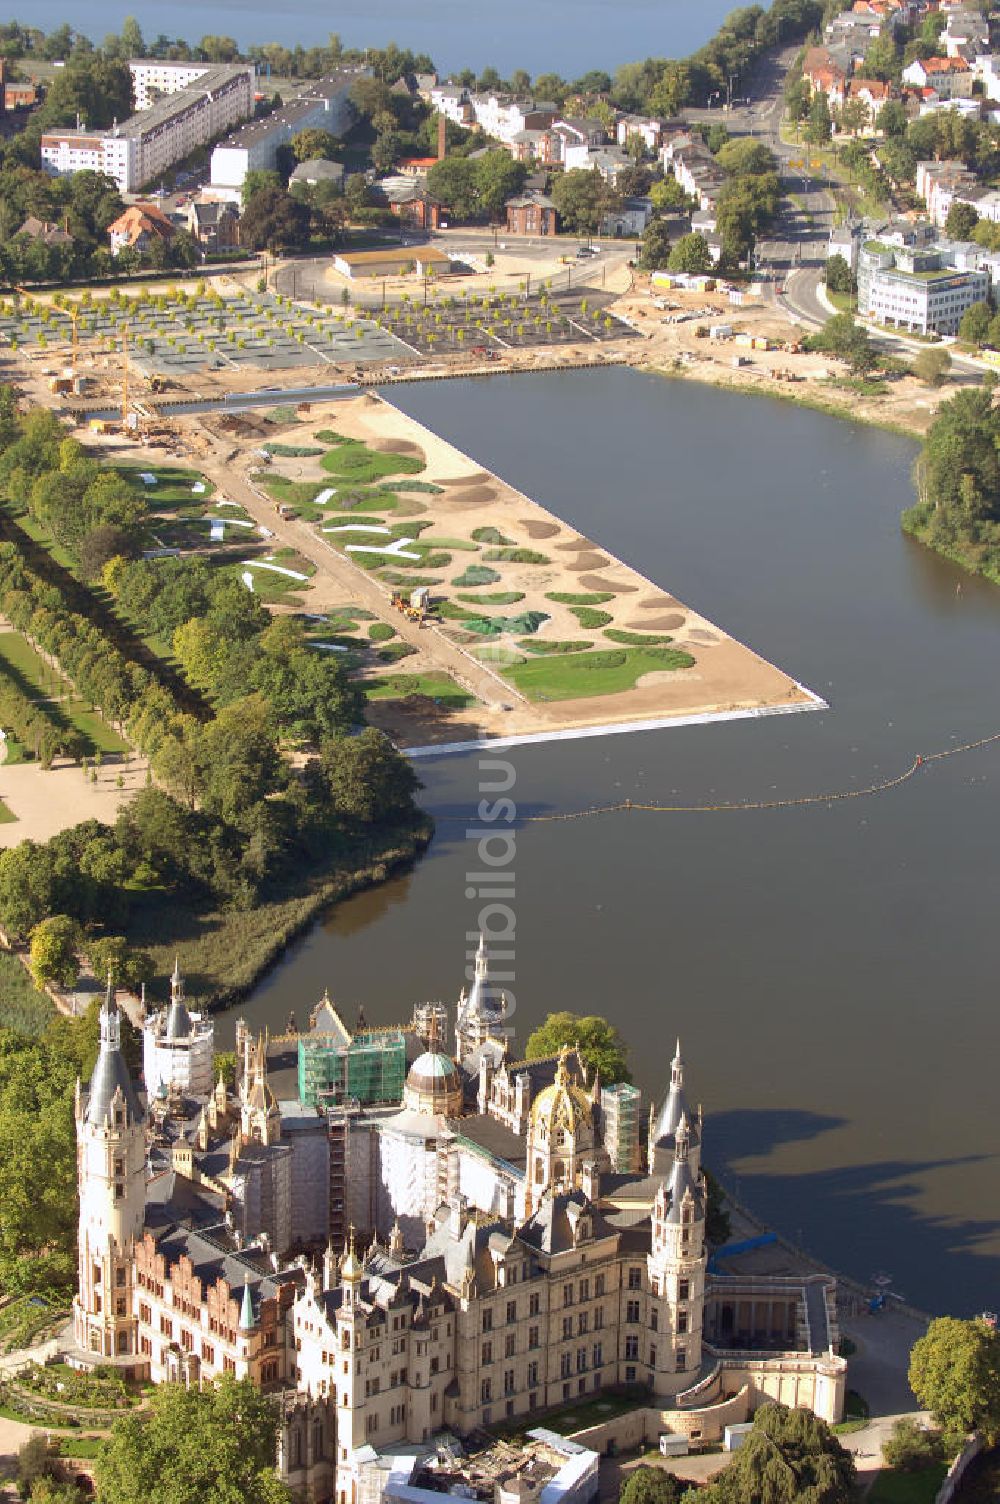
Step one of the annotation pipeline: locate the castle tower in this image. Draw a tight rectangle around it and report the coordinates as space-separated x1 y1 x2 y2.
142 958 214 1101
455 933 503 1060
648 1039 701 1178
73 981 146 1364
646 1113 707 1397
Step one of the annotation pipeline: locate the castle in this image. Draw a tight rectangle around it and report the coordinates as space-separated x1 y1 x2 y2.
70 940 846 1503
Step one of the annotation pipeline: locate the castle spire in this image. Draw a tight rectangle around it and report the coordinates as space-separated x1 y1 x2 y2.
239 1283 256 1330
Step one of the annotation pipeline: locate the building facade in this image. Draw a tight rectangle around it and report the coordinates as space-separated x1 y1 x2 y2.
210 73 360 195
69 940 846 1504
858 238 989 332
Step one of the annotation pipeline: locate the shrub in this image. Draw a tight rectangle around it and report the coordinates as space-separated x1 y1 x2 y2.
519 640 591 654
570 606 613 629
545 591 615 605
470 526 514 544
377 641 418 662
604 628 674 645
882 1420 946 1473
368 622 395 642
482 548 550 564
452 565 500 587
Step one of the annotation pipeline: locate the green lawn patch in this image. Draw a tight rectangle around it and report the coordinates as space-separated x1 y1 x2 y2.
56 1436 104 1459
364 672 474 709
476 644 526 665
452 565 500 587
368 622 395 642
545 591 615 605
867 1464 948 1504
457 591 525 605
482 547 550 564
313 428 346 443
421 536 480 551
519 640 591 654
117 464 213 506
604 628 675 645
264 443 324 457
376 642 418 662
569 606 613 628
0 631 128 755
504 646 694 701
379 572 445 588
320 440 424 484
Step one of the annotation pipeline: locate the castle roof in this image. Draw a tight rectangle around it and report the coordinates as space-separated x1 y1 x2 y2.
85 991 144 1128
164 998 193 1040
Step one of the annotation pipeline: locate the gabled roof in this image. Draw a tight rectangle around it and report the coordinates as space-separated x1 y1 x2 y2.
108 203 175 245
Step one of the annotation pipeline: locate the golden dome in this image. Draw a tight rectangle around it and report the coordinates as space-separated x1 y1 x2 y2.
530 1048 592 1138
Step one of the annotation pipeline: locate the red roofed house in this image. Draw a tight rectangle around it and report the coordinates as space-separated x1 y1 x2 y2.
396 157 438 179
108 203 176 257
846 77 893 122
802 46 848 108
901 55 974 97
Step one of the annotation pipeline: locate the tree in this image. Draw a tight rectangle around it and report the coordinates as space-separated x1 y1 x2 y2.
879 98 908 138
667 232 713 274
649 177 692 213
319 728 421 825
550 168 616 236
475 151 528 221
806 312 875 374
987 311 1000 349
16 1434 69 1501
87 935 155 992
881 1419 945 1473
426 156 479 221
959 300 991 346
241 169 282 207
524 1011 631 1084
0 1032 79 1292
619 1468 682 1504
786 76 811 123
29 914 82 989
825 253 854 295
94 1376 291 1504
909 1317 1000 1440
715 139 776 177
913 347 951 388
639 219 672 271
240 185 311 251
946 201 980 241
699 1403 855 1504
806 91 832 146
291 127 340 162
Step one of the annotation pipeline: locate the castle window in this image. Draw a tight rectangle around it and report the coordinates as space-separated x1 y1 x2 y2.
677 1312 688 1335
116 1268 126 1288
578 1312 588 1335
625 1365 635 1384
560 1353 571 1379
483 1341 492 1363
578 1279 589 1301
650 1310 658 1332
529 1326 539 1349
528 1361 538 1387
595 1275 605 1297
651 1278 659 1296
504 1334 515 1358
506 1300 517 1324
481 1378 492 1403
679 1281 689 1302
628 1267 642 1290
93 1265 102 1286
677 1349 686 1371
482 1310 493 1333
116 1299 127 1318
626 1301 640 1324
504 1369 515 1395
649 1345 656 1367
529 1293 540 1317
594 1307 603 1330
625 1337 639 1361
576 1348 586 1373
592 1343 602 1368
562 1317 572 1340
563 1284 573 1307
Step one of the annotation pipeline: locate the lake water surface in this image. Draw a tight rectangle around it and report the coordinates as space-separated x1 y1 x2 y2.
236 368 1000 1315
26 0 740 78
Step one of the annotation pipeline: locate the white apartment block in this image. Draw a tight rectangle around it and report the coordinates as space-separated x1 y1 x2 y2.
210 72 359 194
41 63 254 193
859 239 989 333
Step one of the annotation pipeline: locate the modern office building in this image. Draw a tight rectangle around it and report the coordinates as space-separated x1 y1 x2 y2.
858 238 989 333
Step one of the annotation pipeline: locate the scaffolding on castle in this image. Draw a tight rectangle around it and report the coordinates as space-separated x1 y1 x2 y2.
297 1029 407 1108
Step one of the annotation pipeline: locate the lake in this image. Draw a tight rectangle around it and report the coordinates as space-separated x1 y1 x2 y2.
233 368 1000 1316
26 0 741 78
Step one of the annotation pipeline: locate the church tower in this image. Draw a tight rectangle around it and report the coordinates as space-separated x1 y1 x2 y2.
648 1039 702 1178
523 1048 598 1215
73 982 146 1363
646 1113 707 1397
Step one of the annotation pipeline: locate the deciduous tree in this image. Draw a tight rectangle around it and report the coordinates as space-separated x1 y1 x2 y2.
524 1010 631 1083
909 1317 1000 1439
29 914 82 989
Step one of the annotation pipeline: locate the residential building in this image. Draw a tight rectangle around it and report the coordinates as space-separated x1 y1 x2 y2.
210 72 361 196
16 215 73 247
600 197 653 237
901 55 975 97
41 62 254 193
374 177 445 231
944 8 990 58
845 77 892 122
184 197 240 251
5 81 37 111
561 144 631 183
616 115 667 152
107 202 176 256
916 158 980 225
428 84 473 126
858 236 989 331
505 191 558 236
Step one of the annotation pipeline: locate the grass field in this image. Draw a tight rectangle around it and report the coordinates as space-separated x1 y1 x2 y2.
0 631 129 755
503 646 695 701
867 1464 948 1504
0 952 55 1034
364 672 474 709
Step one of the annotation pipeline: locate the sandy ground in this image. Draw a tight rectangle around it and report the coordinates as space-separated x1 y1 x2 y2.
173 391 819 747
0 754 148 847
